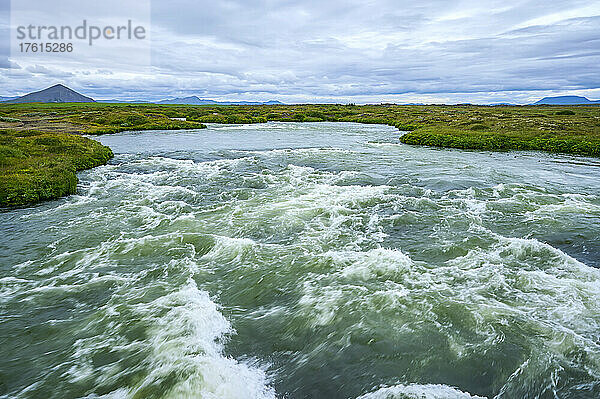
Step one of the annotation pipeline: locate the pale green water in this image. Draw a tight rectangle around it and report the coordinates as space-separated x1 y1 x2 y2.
1 122 600 399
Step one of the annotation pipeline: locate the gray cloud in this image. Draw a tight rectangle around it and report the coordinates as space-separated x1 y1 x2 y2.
1 0 599 103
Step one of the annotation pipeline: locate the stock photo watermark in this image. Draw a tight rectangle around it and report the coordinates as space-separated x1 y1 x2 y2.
16 20 147 52
7 0 151 71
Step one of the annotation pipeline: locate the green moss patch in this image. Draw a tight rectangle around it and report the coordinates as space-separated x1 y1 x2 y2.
399 126 600 157
0 129 113 207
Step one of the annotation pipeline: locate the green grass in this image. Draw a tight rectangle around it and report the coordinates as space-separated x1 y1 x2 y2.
0 104 207 207
399 126 600 157
1 102 599 207
0 116 22 123
67 108 207 134
0 129 113 207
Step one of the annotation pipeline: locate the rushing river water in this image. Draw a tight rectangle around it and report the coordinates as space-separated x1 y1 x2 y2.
1 122 600 399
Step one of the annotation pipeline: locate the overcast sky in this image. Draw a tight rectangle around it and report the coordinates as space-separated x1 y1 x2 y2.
1 0 599 103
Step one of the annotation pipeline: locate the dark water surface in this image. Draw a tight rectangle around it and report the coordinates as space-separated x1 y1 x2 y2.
1 122 600 398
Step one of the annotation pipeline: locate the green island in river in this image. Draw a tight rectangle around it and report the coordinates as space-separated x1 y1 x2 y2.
1 102 599 207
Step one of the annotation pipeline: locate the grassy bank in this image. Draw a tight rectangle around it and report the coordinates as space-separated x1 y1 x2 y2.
0 103 207 134
1 102 599 207
0 104 207 207
0 129 113 207
399 126 600 157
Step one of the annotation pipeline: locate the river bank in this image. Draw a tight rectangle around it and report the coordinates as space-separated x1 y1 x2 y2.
0 129 113 207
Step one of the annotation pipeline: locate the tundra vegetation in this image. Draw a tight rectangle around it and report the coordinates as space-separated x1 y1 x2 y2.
1 102 599 206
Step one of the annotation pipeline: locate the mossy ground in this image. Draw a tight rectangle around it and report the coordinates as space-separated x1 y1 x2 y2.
0 104 208 207
0 129 113 207
398 126 600 157
1 102 599 207
0 103 207 134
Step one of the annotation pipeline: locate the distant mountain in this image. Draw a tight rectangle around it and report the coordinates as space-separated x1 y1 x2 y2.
157 96 216 105
97 99 151 104
533 96 600 105
157 96 284 105
3 84 95 103
1 87 284 105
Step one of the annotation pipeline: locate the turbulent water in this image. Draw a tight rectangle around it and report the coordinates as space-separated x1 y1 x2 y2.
1 122 600 399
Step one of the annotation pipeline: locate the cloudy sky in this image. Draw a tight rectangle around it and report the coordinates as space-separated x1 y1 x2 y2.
1 0 599 103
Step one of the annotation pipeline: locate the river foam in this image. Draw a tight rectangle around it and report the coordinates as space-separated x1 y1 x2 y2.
357 384 486 399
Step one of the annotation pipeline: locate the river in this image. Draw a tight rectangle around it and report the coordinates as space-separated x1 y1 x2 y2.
1 122 600 398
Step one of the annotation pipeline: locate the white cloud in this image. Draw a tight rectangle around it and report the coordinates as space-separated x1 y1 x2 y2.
1 0 599 103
